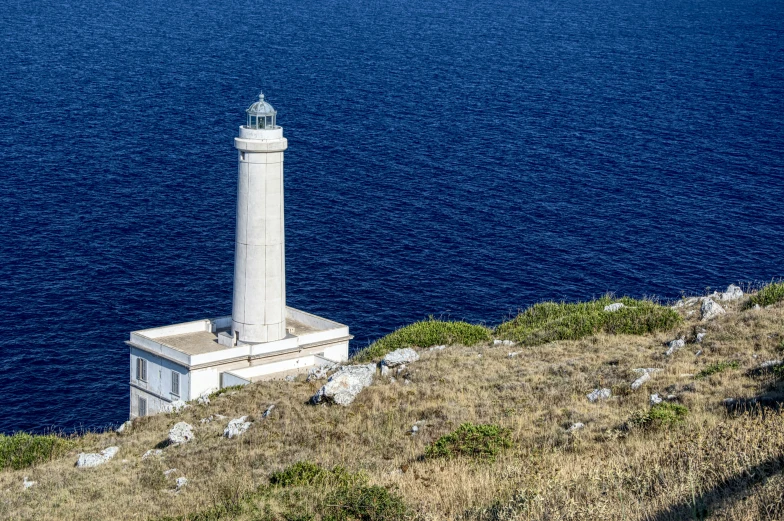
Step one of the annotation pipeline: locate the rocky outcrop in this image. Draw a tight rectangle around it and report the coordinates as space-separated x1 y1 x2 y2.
168 400 189 413
382 348 419 367
311 364 376 406
587 388 611 402
604 303 625 312
76 446 119 468
631 372 650 390
142 449 163 460
665 337 685 356
168 422 194 444
224 417 252 439
701 298 726 321
720 284 744 301
306 363 338 382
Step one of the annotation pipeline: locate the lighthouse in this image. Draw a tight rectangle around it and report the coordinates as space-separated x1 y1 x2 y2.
231 93 288 345
126 93 350 419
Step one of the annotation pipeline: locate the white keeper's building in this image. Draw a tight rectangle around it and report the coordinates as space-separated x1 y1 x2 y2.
126 93 350 418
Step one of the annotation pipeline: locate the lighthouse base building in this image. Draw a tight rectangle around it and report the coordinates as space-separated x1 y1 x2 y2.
126 94 350 418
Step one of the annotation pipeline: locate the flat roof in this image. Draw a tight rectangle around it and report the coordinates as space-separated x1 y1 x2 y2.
156 319 319 356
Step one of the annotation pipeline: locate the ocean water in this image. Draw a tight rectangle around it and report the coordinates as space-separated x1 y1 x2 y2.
0 0 782 434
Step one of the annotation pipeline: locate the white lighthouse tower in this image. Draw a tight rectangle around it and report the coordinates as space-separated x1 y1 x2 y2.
126 93 350 419
230 93 288 345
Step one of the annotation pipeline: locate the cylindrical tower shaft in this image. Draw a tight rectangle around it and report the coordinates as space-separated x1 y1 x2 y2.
232 124 288 344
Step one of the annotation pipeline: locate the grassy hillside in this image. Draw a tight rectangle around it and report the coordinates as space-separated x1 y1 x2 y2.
1 288 783 520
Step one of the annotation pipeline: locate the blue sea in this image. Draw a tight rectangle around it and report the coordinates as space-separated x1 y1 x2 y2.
1 0 782 434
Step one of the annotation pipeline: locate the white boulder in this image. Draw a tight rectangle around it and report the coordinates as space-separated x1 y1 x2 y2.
176 477 188 489
142 449 163 460
306 362 337 382
696 332 706 343
262 404 275 418
631 372 651 390
380 364 391 377
224 416 252 439
382 348 420 367
168 422 194 444
567 422 585 432
650 393 663 405
672 297 699 309
507 352 520 358
23 477 36 490
76 446 119 468
720 284 744 301
196 392 211 405
116 420 132 434
701 298 726 321
604 303 625 312
493 339 516 346
311 363 376 406
587 388 611 403
168 400 189 413
665 337 685 356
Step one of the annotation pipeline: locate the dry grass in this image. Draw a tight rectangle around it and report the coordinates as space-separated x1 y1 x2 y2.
2 292 784 520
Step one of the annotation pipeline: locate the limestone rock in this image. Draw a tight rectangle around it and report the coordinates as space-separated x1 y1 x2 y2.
76 446 119 468
23 477 36 490
116 420 132 434
696 332 706 343
493 339 516 346
382 348 420 367
650 393 663 405
672 297 699 309
142 449 163 460
380 364 391 377
631 372 651 390
701 298 725 321
567 422 585 432
196 392 211 406
665 337 685 356
284 375 296 382
587 388 611 403
429 345 447 351
164 469 178 477
306 363 337 382
262 404 275 418
507 352 520 358
604 303 625 312
168 400 189 413
224 417 252 439
176 477 188 489
311 364 376 406
168 422 194 444
720 284 744 301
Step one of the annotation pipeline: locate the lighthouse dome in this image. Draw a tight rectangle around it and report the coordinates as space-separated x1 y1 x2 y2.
245 92 278 129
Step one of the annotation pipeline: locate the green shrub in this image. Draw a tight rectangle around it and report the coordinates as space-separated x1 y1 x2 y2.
0 432 75 470
353 319 492 362
270 461 366 489
696 360 740 379
494 296 680 346
425 423 512 461
744 281 784 309
629 402 688 430
322 485 408 521
209 385 245 399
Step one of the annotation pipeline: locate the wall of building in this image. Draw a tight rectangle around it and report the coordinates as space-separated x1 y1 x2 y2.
129 346 189 417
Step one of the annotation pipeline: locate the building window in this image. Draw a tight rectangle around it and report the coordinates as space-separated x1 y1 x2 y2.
136 358 147 382
171 371 180 396
138 396 147 417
